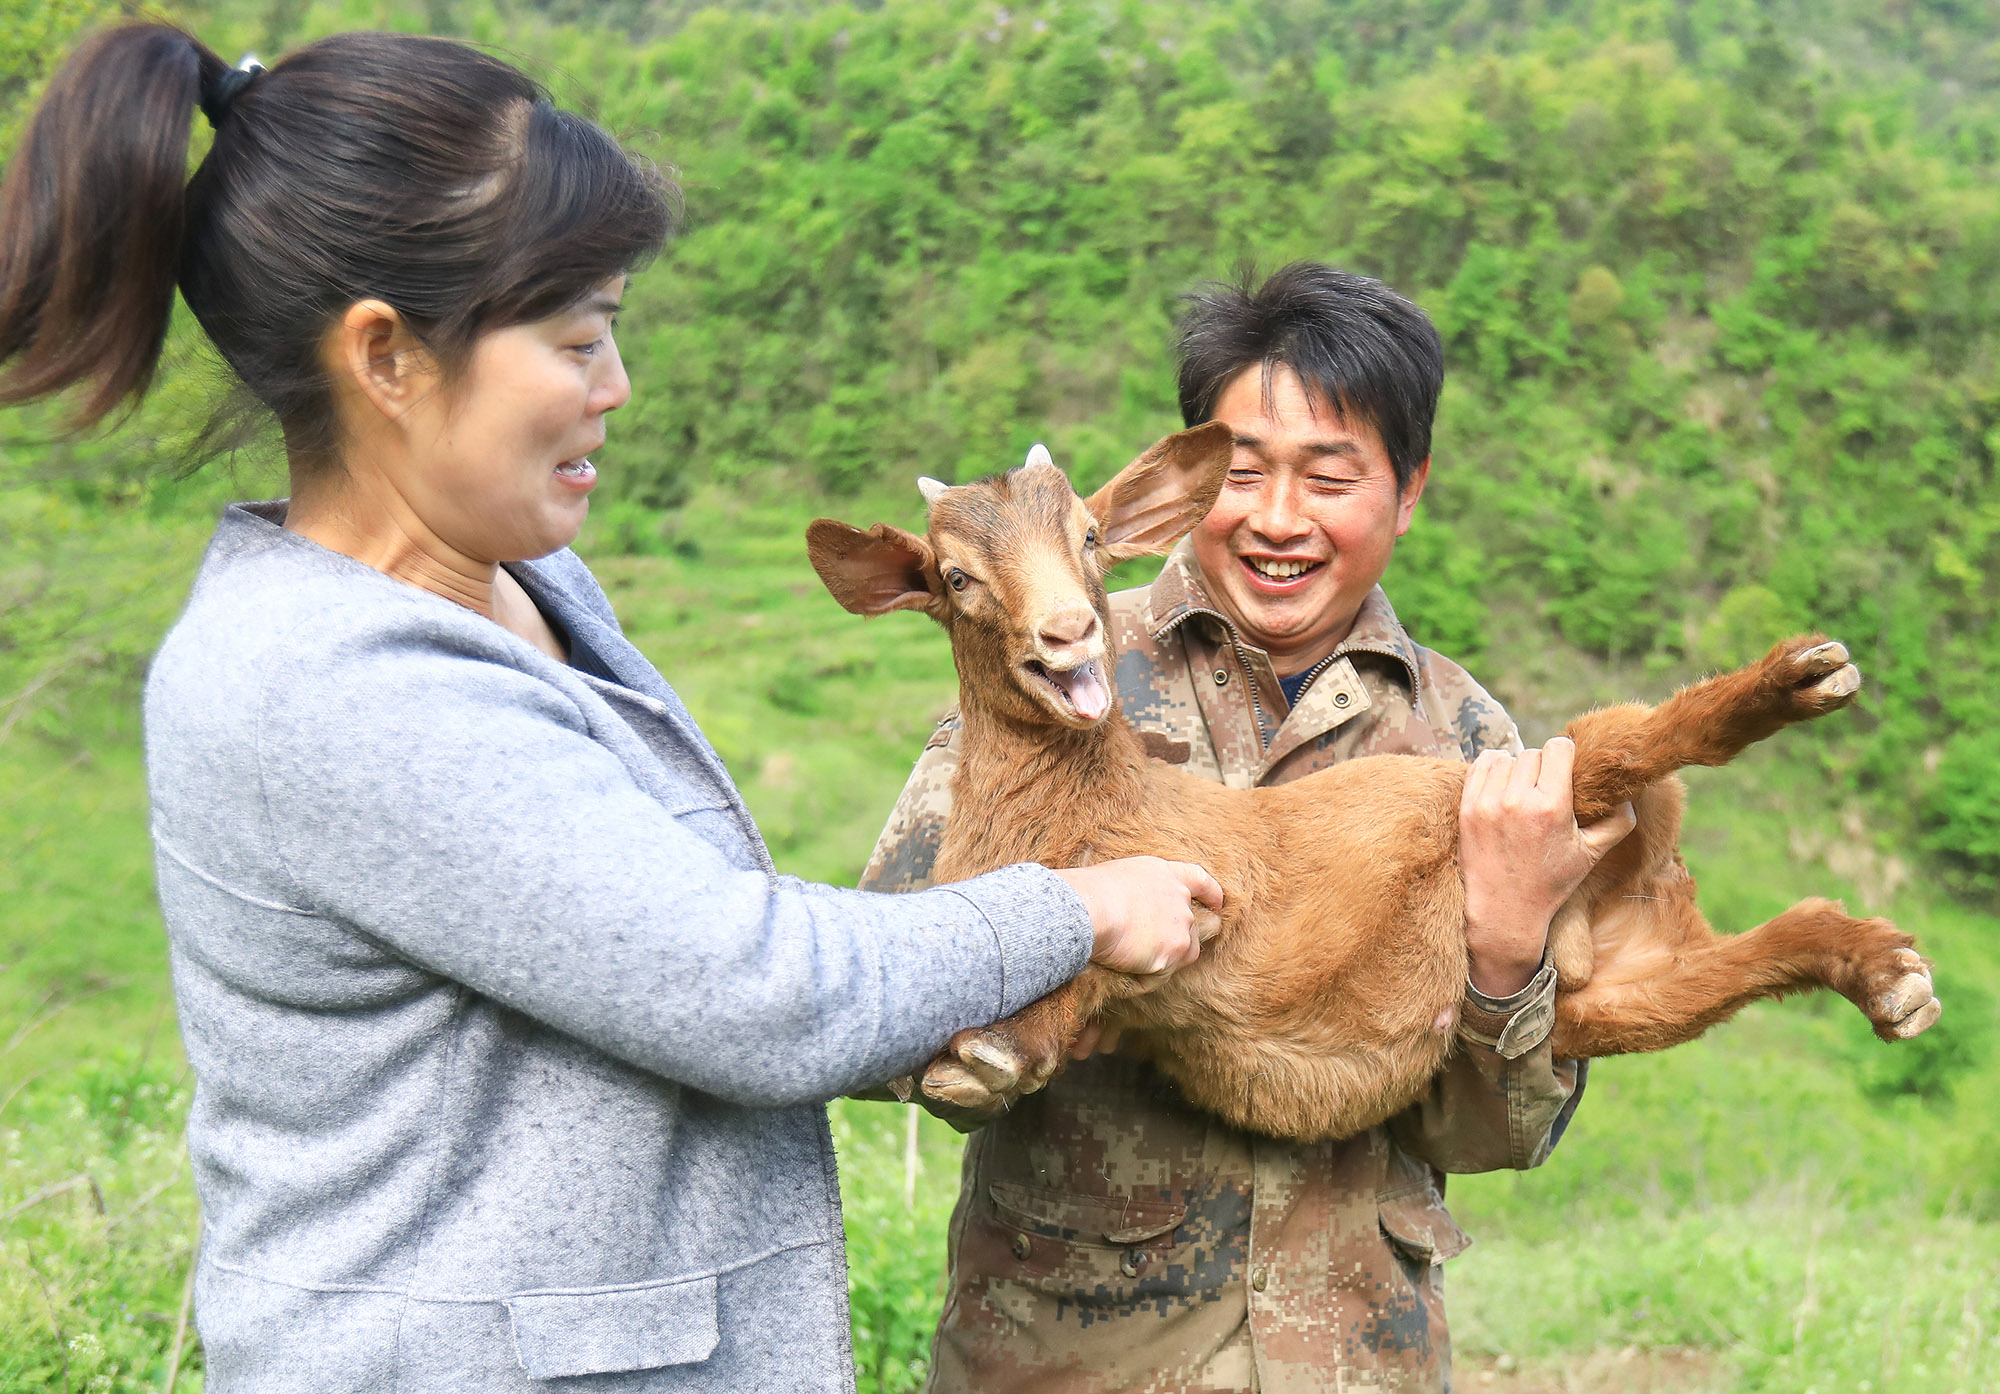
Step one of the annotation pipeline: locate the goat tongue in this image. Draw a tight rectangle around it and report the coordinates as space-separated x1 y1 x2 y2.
1051 660 1111 721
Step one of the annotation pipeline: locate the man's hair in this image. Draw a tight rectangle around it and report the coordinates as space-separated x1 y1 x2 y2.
1175 263 1444 490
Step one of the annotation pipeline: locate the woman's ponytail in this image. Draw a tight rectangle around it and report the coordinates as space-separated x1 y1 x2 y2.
0 24 222 427
0 24 668 465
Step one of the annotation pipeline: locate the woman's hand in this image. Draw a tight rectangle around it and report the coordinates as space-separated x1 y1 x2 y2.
1055 856 1224 980
1459 737 1637 997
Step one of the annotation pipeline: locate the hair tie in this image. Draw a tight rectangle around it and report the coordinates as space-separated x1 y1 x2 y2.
200 54 265 129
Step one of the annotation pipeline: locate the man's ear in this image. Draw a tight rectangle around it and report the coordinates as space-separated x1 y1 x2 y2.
1082 421 1235 566
805 519 941 615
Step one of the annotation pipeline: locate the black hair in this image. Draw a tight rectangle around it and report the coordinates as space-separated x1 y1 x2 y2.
1175 262 1445 490
0 25 673 464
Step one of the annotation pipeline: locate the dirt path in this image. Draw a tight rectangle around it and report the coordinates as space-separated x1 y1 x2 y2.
1467 1346 1721 1393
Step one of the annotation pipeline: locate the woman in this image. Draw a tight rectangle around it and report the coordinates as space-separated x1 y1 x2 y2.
0 26 1221 1391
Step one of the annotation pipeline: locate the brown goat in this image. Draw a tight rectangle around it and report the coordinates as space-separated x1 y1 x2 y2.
807 424 1942 1142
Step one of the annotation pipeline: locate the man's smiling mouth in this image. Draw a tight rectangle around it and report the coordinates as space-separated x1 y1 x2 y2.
1244 557 1323 581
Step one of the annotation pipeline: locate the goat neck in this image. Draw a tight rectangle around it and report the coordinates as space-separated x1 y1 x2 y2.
941 638 1154 877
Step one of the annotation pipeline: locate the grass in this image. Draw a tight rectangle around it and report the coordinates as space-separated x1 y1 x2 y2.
2 482 1997 1390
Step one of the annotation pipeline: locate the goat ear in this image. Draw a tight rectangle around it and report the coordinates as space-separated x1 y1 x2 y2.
806 519 941 616
1083 420 1235 565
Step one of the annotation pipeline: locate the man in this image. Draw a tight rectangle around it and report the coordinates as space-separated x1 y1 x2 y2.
861 264 1633 1392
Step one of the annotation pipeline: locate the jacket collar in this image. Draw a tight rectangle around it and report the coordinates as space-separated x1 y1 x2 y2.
224 500 660 698
1141 539 1425 701
220 501 754 841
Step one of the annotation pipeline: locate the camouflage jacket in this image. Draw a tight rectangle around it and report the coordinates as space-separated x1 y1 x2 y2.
859 543 1583 1394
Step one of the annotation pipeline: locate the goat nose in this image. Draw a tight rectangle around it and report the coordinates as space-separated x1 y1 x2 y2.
1041 610 1098 649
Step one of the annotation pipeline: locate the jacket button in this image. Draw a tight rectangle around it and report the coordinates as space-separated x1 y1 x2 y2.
1250 1267 1269 1292
1011 1233 1032 1260
1213 669 1229 685
1333 690 1351 708
1120 1249 1147 1278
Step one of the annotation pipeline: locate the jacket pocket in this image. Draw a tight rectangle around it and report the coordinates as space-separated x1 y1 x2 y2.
505 1276 719 1379
988 1180 1187 1248
980 1181 1196 1299
1376 1187 1471 1270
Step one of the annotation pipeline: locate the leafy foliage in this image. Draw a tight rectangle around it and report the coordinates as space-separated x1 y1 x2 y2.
4 0 2000 1387
5 0 1980 877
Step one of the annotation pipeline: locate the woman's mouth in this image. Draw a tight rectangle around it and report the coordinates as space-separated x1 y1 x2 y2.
554 458 597 489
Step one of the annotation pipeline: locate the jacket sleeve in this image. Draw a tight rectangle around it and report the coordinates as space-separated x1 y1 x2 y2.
856 713 961 895
848 716 1000 1125
251 623 1092 1110
1387 963 1587 1172
1390 663 1585 1172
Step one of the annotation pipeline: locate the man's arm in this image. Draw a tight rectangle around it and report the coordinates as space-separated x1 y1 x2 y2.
1388 962 1586 1171
849 715 998 1125
1390 682 1589 1172
856 713 960 895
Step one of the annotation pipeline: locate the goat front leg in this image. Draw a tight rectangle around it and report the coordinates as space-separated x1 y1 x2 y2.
1552 897 1940 1058
921 967 1127 1113
1566 636 1860 822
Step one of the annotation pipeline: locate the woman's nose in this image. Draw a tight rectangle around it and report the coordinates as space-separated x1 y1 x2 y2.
593 337 632 414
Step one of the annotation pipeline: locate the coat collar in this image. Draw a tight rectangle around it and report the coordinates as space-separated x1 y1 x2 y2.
1140 538 1425 702
218 502 764 860
222 500 663 700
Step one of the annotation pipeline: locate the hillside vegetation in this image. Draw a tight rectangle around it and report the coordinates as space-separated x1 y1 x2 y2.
3 0 1998 1389
10 0 2000 884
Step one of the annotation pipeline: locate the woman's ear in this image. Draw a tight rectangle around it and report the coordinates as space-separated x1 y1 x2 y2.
326 298 435 423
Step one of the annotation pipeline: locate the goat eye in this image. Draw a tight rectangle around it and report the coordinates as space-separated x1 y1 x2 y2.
948 569 969 592
1085 527 1098 547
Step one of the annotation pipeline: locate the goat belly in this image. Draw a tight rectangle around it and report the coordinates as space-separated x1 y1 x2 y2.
1103 762 1468 1142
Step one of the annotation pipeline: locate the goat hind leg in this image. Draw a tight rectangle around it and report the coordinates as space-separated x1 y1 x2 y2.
1567 637 1860 822
1552 898 1939 1058
922 970 1117 1112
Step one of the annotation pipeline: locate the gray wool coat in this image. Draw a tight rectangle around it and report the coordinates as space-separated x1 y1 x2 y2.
144 502 1093 1392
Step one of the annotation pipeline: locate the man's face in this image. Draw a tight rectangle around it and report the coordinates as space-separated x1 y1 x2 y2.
1189 364 1428 674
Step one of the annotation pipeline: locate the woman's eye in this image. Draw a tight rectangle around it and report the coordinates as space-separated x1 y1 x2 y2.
948 569 969 592
570 340 603 356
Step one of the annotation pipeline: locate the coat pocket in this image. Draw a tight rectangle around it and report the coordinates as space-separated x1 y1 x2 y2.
981 1181 1194 1297
1376 1187 1472 1270
505 1276 719 1379
988 1180 1187 1249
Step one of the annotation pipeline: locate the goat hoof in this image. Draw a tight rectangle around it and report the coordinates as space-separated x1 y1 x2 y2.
920 1025 1050 1113
1871 952 1933 1020
1784 640 1861 712
1793 639 1849 676
1884 995 1942 1041
921 1060 1003 1112
959 1035 1026 1091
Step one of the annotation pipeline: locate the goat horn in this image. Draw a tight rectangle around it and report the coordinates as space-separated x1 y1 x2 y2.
1024 443 1054 470
917 476 950 506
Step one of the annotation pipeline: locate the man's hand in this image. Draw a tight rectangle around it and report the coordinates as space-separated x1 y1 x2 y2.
1055 856 1224 980
1459 736 1636 997
1065 1018 1125 1061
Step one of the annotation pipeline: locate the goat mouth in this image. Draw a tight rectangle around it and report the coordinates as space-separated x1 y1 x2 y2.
1023 658 1111 722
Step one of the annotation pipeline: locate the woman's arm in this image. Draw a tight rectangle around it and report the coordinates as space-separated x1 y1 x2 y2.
247 621 1094 1109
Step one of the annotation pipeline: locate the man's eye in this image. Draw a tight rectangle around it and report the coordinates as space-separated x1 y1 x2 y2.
948 569 970 592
